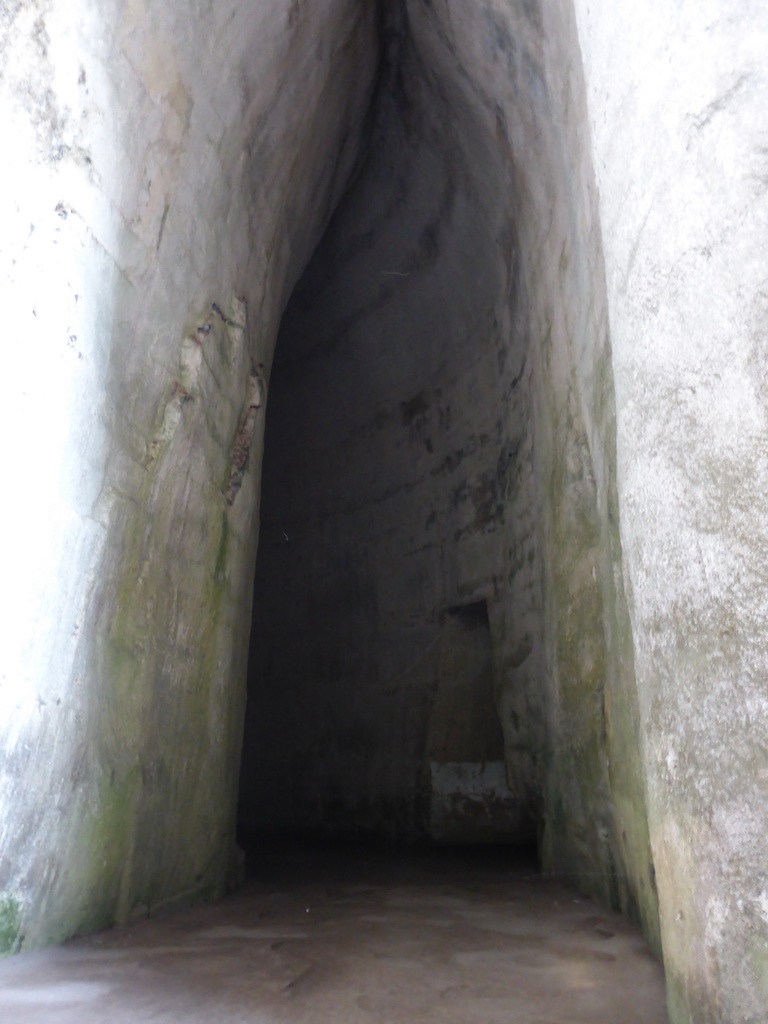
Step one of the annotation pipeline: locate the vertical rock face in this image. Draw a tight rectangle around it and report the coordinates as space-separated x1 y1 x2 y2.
2 1 767 1021
0 0 379 948
572 2 768 1021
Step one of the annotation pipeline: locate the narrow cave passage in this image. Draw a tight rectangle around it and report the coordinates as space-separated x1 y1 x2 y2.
0 0 673 1020
223 7 669 1018
238 15 539 850
235 0 655 953
3 0 766 1017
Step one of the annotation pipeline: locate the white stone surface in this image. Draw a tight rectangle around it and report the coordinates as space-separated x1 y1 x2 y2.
0 0 378 948
572 1 768 1019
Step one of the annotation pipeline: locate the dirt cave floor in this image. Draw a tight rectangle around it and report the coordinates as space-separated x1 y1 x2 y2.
0 842 668 1023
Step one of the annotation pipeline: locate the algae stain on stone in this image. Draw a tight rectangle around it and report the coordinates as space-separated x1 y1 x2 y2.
215 512 230 582
72 294 255 938
83 766 143 930
749 935 768 1000
0 895 21 956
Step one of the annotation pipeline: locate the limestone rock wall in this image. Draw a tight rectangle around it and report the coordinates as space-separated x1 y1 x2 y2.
0 0 378 949
572 2 768 1020
2 1 767 1019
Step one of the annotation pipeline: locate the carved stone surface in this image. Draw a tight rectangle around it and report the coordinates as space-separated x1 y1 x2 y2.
2 3 767 1021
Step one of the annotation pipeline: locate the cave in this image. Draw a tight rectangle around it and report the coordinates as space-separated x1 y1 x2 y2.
1 2 767 1022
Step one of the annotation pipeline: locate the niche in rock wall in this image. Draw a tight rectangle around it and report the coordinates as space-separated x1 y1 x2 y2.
426 601 524 844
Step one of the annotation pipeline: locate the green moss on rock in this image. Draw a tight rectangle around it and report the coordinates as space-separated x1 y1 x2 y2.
0 895 21 955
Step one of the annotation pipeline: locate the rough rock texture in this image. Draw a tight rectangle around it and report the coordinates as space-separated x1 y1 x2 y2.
0 0 378 949
572 2 768 1020
2 1 767 1022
